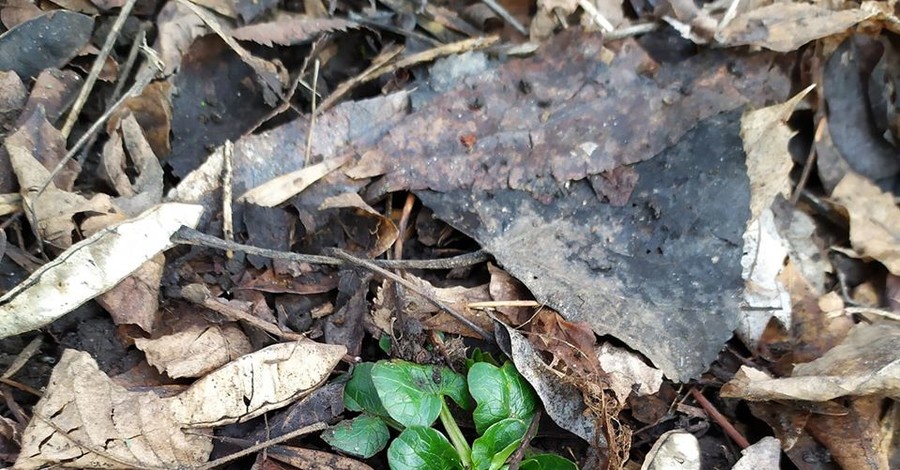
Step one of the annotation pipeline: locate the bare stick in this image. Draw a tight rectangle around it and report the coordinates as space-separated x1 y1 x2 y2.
577 0 615 32
194 423 326 470
222 140 234 259
330 248 494 340
304 59 321 167
690 388 750 449
171 226 491 270
60 0 140 138
480 0 527 35
77 23 150 166
181 283 305 341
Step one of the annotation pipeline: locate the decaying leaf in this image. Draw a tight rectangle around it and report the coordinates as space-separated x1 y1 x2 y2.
722 322 900 401
165 340 347 427
16 349 212 469
0 203 203 338
0 10 94 79
831 172 900 275
421 111 753 382
240 155 350 207
498 322 600 444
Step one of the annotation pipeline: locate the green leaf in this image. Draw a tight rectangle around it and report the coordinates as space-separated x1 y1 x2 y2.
372 360 470 428
321 415 389 459
387 426 463 470
378 334 392 354
468 362 537 434
471 418 527 470
466 348 502 370
519 454 579 470
344 363 390 417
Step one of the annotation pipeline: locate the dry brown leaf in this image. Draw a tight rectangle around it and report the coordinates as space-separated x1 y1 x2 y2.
807 396 895 469
501 322 600 444
722 322 900 401
16 349 212 469
231 15 357 46
487 263 533 325
164 340 346 427
319 192 399 257
7 107 79 191
240 155 350 207
7 136 114 248
135 320 252 378
716 3 874 52
640 430 700 470
741 85 814 223
831 172 900 275
108 81 173 159
96 253 165 332
530 309 602 378
402 274 494 338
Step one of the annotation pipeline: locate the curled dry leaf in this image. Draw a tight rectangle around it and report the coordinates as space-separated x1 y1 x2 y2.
164 340 347 427
96 253 165 332
0 203 203 338
319 192 399 258
741 85 814 224
135 321 252 378
16 349 212 469
722 322 900 401
831 172 900 275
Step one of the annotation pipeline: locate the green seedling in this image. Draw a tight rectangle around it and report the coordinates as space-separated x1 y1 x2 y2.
322 357 578 469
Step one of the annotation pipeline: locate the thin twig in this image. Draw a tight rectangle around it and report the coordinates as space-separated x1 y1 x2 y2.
60 0 139 138
193 422 325 470
468 300 541 309
604 22 660 41
577 0 615 32
689 387 750 448
182 284 305 341
791 117 824 205
222 140 234 259
170 226 491 270
1 336 41 379
77 23 150 166
330 248 494 340
480 0 527 35
304 59 320 167
507 410 541 470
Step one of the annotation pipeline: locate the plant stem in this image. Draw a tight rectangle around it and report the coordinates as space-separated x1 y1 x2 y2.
440 398 472 468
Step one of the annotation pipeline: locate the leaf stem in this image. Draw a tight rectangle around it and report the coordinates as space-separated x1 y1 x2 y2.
440 398 472 468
